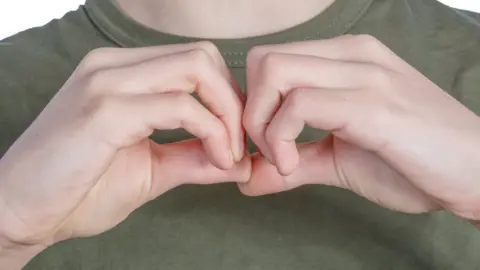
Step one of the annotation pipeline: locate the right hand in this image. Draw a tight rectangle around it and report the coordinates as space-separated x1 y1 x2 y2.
0 42 249 249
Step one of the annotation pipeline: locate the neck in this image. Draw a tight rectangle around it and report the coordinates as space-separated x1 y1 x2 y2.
116 0 336 39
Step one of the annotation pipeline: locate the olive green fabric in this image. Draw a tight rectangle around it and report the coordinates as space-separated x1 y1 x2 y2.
1 0 480 269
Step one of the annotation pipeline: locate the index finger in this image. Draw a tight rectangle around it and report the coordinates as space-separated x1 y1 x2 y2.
77 41 232 80
244 52 380 162
246 35 409 76
91 49 245 162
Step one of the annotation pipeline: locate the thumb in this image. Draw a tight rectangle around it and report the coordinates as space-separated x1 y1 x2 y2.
239 136 438 214
148 139 251 200
239 138 339 196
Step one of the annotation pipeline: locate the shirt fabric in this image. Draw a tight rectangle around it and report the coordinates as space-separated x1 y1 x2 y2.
1 0 480 269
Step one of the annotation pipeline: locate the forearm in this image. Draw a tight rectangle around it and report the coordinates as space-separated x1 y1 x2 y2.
0 161 46 269
0 237 46 270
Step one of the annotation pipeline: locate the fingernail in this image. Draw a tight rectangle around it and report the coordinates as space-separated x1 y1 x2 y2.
234 143 244 162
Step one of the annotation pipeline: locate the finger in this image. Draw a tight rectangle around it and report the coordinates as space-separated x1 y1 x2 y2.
148 139 252 201
247 35 409 74
239 139 438 213
77 43 244 123
265 87 358 175
238 139 338 196
77 41 231 79
92 92 233 170
244 53 382 163
90 49 244 162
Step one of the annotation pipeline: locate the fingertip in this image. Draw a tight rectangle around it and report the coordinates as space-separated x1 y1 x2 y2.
236 153 288 196
237 178 262 196
269 140 299 175
275 155 299 177
214 160 234 171
237 183 258 197
233 141 245 163
236 155 259 196
277 166 295 177
205 130 237 170
229 153 252 184
208 147 235 171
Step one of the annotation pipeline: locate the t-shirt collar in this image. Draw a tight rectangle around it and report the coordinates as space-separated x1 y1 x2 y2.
84 0 373 67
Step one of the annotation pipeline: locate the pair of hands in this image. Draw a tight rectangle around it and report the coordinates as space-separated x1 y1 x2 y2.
1 35 480 257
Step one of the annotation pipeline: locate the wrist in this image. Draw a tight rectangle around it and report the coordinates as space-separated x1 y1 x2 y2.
0 236 47 270
0 193 49 269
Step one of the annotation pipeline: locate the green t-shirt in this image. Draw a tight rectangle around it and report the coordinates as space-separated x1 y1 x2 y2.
2 0 480 269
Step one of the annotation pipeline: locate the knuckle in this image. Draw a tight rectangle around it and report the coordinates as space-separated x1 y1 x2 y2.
197 41 227 71
257 52 284 87
188 48 216 77
81 69 113 92
79 48 115 71
188 48 215 68
354 34 383 49
352 35 389 58
196 41 222 60
261 52 284 73
246 45 268 66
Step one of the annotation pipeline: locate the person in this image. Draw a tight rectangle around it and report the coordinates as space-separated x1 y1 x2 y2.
1 0 480 268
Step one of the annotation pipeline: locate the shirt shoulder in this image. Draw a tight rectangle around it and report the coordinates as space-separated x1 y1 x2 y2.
351 0 480 113
0 6 116 155
448 8 480 113
455 8 480 24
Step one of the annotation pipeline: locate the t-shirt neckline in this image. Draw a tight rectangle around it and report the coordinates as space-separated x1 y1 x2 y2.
84 0 373 67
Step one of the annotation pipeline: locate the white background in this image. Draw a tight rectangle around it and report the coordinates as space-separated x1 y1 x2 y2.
0 0 480 40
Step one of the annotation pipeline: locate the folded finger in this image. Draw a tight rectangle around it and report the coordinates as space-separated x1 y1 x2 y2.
244 53 379 162
77 41 231 79
238 139 338 196
93 92 233 169
265 87 357 175
148 139 252 201
89 49 245 161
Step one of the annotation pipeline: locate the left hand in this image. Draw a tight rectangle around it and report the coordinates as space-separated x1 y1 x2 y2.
240 35 480 221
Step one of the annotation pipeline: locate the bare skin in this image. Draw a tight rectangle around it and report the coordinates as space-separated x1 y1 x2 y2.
241 35 480 218
116 0 336 38
1 1 480 269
